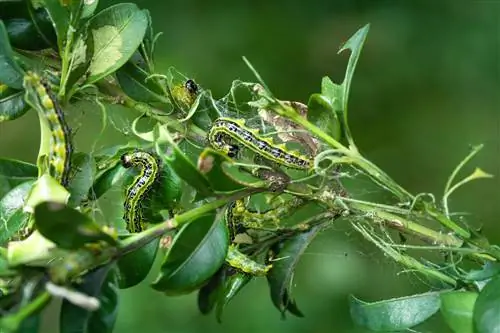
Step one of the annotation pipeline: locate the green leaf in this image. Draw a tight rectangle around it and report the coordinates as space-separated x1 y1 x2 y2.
116 55 168 103
151 213 229 294
26 2 58 49
34 201 117 249
0 245 15 276
440 291 477 333
65 27 94 94
7 229 59 266
199 148 245 193
17 314 41 333
0 158 37 199
67 153 96 207
350 292 441 331
37 0 69 53
307 93 341 141
338 24 369 115
197 267 225 315
86 3 148 84
464 262 500 282
0 180 34 244
60 265 119 333
116 237 159 289
215 270 252 322
24 174 69 213
81 0 99 19
4 17 51 51
143 162 182 222
159 137 212 199
0 86 29 122
0 20 24 89
473 275 500 333
88 163 128 201
267 227 322 318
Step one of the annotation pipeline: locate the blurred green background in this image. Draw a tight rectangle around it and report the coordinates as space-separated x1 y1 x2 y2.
1 1 500 332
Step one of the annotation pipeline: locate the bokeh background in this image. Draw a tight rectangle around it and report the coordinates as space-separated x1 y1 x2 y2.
1 1 500 332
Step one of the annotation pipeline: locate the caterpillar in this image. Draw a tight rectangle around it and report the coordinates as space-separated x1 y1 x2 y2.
121 150 160 233
24 72 72 187
208 117 312 170
226 245 271 276
228 197 305 231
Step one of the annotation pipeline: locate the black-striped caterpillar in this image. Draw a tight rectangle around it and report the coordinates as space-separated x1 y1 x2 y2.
208 117 312 170
121 150 160 233
24 72 72 187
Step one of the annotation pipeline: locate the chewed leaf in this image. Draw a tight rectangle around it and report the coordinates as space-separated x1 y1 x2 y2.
198 148 245 193
87 3 148 84
0 180 34 244
349 292 441 331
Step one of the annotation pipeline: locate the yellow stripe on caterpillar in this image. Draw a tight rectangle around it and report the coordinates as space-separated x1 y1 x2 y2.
24 71 72 187
208 117 312 170
121 150 160 233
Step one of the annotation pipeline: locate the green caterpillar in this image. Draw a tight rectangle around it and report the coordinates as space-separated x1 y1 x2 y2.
24 72 72 187
208 117 312 170
121 150 160 233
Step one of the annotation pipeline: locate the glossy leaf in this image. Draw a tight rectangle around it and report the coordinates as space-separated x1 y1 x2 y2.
0 158 37 199
161 140 212 199
151 213 229 294
67 153 96 207
0 180 34 244
143 162 182 222
473 275 500 333
26 3 58 49
65 27 94 94
0 86 29 122
34 201 117 249
197 267 226 315
350 292 441 331
267 226 323 317
440 291 477 333
38 0 69 53
215 270 252 322
116 56 167 103
307 93 341 141
0 20 24 89
60 265 119 333
116 237 159 289
81 0 99 18
198 148 245 193
86 3 148 84
88 163 128 201
4 17 49 51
